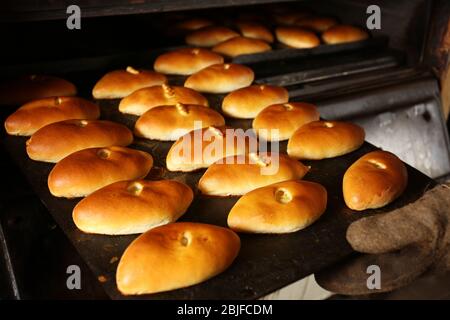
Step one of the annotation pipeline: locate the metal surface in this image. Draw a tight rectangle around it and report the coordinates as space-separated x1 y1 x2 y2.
0 0 299 22
233 37 388 65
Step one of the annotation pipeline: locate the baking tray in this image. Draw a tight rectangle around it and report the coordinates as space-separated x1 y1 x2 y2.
2 95 435 300
0 40 431 299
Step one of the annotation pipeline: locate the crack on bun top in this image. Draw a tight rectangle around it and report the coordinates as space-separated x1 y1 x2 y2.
97 148 111 159
126 66 140 75
275 188 293 204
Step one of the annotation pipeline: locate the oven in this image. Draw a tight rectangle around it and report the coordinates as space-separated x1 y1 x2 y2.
0 0 449 300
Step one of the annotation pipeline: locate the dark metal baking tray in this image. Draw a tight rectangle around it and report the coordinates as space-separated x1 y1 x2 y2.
0 39 432 299
2 96 435 300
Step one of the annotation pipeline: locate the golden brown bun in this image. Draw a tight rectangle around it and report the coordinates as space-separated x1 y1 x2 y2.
296 16 338 32
343 150 408 211
4 97 100 136
0 75 77 106
92 67 167 99
252 102 319 141
236 22 274 43
185 26 240 47
48 146 153 198
184 63 254 94
119 84 209 116
222 85 289 119
228 180 327 233
26 120 133 163
154 48 224 75
287 121 365 160
134 103 225 141
176 18 214 31
116 222 240 295
166 126 257 172
212 36 271 57
198 152 309 196
322 25 369 44
73 180 193 235
275 27 321 48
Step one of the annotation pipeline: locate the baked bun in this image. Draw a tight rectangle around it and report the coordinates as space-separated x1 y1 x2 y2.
236 22 274 43
73 180 193 235
116 222 240 295
212 36 271 57
176 18 214 31
26 120 133 163
275 27 320 48
198 152 309 196
287 120 365 160
322 25 369 44
134 103 225 141
48 146 153 198
222 84 289 119
4 97 100 136
154 48 224 75
228 180 327 233
0 75 77 106
343 150 408 211
92 67 167 99
119 84 208 116
252 102 319 141
166 126 257 172
184 63 254 94
185 26 239 47
296 16 338 32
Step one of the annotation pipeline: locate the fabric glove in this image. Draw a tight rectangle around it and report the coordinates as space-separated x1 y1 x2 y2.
315 184 450 295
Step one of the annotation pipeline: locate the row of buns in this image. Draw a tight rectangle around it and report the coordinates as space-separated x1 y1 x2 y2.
183 18 368 49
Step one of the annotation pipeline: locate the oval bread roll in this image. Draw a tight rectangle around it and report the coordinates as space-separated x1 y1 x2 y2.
176 18 214 31
166 126 257 172
275 27 321 48
116 222 240 295
212 36 271 57
185 26 239 47
228 180 327 233
296 16 338 32
48 146 153 198
236 22 274 43
92 67 167 99
322 25 369 44
287 120 365 160
154 48 224 75
253 102 319 141
222 85 289 119
4 97 100 136
0 75 77 106
26 120 133 163
73 180 194 235
198 152 309 196
119 84 209 116
184 63 254 94
343 150 408 211
134 103 225 141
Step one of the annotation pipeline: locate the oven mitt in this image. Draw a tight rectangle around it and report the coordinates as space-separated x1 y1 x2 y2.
315 184 450 295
